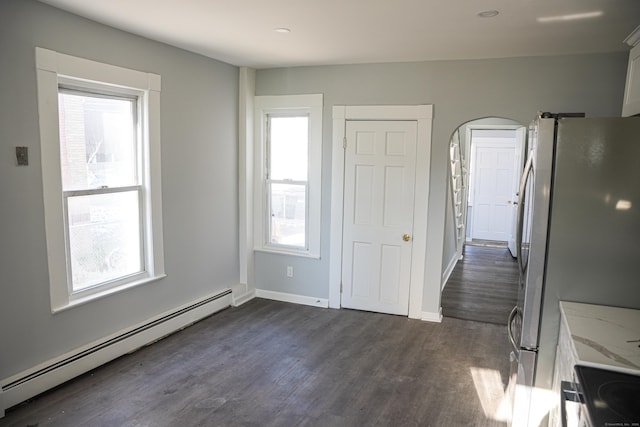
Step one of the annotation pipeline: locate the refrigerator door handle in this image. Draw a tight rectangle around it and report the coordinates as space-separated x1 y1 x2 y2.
507 305 521 358
516 152 534 277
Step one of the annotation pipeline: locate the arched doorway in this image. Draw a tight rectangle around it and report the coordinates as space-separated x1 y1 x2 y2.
442 117 525 324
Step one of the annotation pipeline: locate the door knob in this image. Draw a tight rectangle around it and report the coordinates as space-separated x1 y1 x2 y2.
403 234 411 242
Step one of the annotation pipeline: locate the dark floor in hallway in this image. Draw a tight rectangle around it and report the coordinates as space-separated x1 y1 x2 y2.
442 245 519 325
1 298 511 427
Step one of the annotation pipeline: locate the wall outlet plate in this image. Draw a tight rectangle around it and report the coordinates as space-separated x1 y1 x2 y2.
16 146 28 166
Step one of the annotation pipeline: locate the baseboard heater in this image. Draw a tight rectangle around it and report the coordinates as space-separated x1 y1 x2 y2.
1 289 231 416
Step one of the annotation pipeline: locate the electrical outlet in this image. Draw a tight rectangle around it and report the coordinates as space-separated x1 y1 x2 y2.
16 146 28 166
286 266 293 278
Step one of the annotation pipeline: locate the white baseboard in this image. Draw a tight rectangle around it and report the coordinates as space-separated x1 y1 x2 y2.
231 283 255 307
422 308 443 323
441 253 459 291
0 290 232 416
255 289 329 308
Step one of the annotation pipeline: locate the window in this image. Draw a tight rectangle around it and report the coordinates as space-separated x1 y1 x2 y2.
254 94 322 258
36 48 165 311
58 89 142 292
267 115 308 248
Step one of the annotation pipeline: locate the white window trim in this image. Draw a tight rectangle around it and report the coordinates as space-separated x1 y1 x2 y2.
253 94 323 258
35 47 166 313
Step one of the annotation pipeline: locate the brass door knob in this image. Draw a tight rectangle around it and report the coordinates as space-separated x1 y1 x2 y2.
403 234 411 242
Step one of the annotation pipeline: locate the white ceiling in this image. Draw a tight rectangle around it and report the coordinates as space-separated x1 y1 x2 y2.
39 0 640 69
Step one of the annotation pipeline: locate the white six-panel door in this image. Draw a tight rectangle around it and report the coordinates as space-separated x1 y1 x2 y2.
341 120 417 316
471 141 516 242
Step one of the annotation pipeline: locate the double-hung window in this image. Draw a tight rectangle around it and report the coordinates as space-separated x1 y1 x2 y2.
58 87 142 291
266 114 309 249
254 95 322 258
36 48 165 312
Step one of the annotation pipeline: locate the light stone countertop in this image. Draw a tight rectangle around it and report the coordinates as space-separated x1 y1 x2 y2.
559 301 640 374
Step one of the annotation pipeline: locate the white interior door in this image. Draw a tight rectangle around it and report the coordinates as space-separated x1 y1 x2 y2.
508 127 527 257
470 139 516 242
341 120 417 316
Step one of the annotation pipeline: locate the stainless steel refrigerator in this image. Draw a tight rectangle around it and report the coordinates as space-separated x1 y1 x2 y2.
507 113 640 426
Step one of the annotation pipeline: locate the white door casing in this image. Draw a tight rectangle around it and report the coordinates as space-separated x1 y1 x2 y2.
329 105 433 321
341 121 417 315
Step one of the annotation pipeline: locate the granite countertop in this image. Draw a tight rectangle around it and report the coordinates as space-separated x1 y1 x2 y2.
559 301 640 374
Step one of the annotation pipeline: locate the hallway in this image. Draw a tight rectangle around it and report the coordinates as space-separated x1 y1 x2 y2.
442 245 519 325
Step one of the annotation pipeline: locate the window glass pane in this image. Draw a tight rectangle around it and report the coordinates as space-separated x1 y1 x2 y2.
67 191 142 291
269 183 306 248
58 91 137 191
269 116 308 181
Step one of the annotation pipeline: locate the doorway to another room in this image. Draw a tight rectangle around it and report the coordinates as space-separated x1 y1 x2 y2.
442 118 524 325
468 129 521 251
329 105 433 320
340 119 418 316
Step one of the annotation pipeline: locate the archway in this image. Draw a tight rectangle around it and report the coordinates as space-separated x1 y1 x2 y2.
441 117 525 325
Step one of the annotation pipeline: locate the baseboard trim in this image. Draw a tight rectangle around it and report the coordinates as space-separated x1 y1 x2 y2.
441 254 459 291
231 283 255 307
0 290 232 415
255 289 329 308
421 308 443 323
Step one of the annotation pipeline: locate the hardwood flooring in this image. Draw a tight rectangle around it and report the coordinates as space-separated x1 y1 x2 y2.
442 245 519 325
2 298 511 427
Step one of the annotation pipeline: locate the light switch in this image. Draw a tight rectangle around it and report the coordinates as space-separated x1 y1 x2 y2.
16 146 28 166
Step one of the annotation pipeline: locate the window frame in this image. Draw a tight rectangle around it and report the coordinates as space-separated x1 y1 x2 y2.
253 94 323 258
36 47 165 312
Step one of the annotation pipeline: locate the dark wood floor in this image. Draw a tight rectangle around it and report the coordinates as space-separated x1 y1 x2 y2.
2 298 511 426
442 245 519 325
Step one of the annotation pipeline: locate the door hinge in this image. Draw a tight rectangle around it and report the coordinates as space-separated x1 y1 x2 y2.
343 137 347 149
340 282 343 293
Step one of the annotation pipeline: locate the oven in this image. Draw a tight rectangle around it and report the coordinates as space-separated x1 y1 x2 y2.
560 365 640 427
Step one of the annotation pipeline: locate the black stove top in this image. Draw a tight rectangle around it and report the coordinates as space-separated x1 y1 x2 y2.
575 365 640 427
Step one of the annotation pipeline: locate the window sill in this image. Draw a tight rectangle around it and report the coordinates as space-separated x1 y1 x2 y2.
51 273 167 314
254 247 321 260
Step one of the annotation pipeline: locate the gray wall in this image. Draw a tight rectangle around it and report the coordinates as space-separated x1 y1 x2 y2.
0 0 239 379
254 53 628 315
